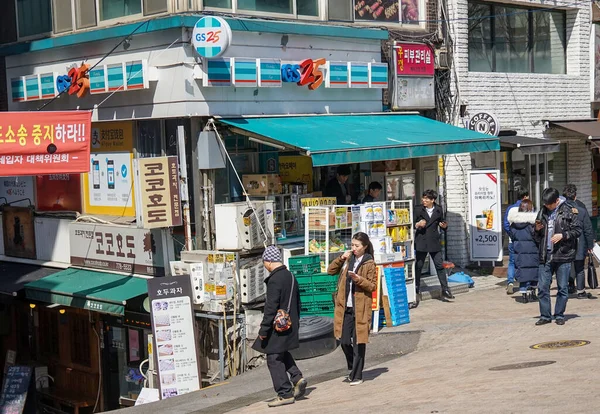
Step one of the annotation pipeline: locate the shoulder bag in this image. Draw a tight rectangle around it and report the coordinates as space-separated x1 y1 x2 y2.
273 273 295 333
588 253 598 290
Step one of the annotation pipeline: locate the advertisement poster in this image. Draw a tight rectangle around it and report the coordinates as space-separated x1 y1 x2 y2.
83 152 135 216
138 157 182 229
468 170 503 261
69 222 165 276
91 121 134 152
279 156 313 192
0 176 34 207
147 277 200 400
0 111 91 176
2 207 36 259
36 174 82 212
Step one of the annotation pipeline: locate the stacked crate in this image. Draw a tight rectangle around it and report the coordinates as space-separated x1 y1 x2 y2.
289 255 337 318
383 267 410 326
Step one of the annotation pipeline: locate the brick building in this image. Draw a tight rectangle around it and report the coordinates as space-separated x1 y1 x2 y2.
444 0 593 266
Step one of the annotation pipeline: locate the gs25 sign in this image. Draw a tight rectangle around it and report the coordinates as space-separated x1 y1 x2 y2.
281 58 326 91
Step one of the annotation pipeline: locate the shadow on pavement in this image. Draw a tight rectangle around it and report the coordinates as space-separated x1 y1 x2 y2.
363 367 389 381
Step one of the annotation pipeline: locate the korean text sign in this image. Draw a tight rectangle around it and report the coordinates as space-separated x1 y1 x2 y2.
147 277 201 400
138 157 182 229
69 222 165 276
468 170 503 261
0 111 91 176
395 43 434 77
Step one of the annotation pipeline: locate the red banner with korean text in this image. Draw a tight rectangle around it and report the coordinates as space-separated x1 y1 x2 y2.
395 43 435 77
0 111 92 176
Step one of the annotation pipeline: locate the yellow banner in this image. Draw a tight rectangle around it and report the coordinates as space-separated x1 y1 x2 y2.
301 197 336 208
279 156 313 192
91 121 134 152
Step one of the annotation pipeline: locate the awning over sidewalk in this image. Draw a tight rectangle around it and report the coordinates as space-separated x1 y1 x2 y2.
0 262 62 297
25 268 148 315
548 119 600 139
218 114 499 166
499 135 560 154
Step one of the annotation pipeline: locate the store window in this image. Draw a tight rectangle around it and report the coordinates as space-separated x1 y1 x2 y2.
100 0 141 20
136 120 163 158
468 2 566 74
16 0 52 38
205 0 320 17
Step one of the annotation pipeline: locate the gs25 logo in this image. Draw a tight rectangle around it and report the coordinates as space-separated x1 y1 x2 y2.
195 30 221 44
281 58 326 90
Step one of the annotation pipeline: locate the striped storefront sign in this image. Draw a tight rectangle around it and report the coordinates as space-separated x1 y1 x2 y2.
11 78 25 102
40 73 57 98
370 63 388 88
107 63 125 92
25 75 40 100
205 59 232 87
126 60 145 90
89 67 107 94
233 58 257 87
259 59 282 87
328 62 349 88
350 63 369 88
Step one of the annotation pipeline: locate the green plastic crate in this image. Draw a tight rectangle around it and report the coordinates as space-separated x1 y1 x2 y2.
289 255 320 266
289 263 321 275
311 273 335 283
312 292 334 303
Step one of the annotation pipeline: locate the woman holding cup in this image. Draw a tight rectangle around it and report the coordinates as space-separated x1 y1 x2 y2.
327 232 377 386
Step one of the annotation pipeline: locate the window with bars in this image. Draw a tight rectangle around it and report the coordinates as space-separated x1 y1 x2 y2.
39 311 59 358
468 2 566 74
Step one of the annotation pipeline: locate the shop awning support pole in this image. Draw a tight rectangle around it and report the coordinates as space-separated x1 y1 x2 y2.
178 125 193 251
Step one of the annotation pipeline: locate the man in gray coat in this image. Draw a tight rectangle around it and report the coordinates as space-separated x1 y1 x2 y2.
563 184 595 298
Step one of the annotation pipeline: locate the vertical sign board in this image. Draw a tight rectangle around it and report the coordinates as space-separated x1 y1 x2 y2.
392 42 435 110
137 157 182 229
147 277 201 400
468 170 503 261
0 366 32 414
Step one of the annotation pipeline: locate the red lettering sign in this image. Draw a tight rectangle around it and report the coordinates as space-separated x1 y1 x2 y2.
0 111 92 176
395 43 434 77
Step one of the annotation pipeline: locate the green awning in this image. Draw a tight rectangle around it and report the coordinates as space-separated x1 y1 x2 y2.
25 268 149 316
218 114 499 166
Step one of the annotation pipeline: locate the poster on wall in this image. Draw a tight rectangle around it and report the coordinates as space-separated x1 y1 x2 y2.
147 277 201 400
84 152 135 215
2 206 36 259
0 176 34 207
279 156 313 192
69 222 165 276
0 111 91 176
137 157 182 229
36 174 82 212
354 0 419 23
91 121 134 152
468 170 503 261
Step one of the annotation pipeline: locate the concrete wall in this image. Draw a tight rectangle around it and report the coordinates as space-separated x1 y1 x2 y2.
6 29 383 120
445 0 592 266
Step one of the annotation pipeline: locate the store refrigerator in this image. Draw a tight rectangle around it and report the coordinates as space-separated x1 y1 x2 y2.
385 171 416 202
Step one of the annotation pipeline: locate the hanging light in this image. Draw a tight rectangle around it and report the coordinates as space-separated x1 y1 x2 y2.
29 303 36 309
59 309 66 315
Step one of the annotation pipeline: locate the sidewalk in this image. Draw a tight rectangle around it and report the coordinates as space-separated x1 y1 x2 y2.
232 284 600 413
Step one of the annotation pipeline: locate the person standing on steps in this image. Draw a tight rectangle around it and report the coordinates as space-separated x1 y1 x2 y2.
253 246 307 407
508 199 539 303
328 232 377 386
413 189 453 306
563 184 595 299
533 188 582 326
503 190 530 295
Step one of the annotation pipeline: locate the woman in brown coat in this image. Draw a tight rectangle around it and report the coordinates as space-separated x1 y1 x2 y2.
327 232 377 385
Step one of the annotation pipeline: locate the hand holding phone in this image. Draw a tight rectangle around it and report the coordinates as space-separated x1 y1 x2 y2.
347 271 359 282
535 220 544 232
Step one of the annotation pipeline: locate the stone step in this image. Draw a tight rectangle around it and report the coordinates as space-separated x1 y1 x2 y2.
419 275 470 301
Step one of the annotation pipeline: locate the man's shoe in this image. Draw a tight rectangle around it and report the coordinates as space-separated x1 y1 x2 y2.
410 293 421 309
556 319 565 326
568 285 576 295
293 378 307 399
507 283 514 295
268 396 295 407
442 289 455 299
530 291 538 302
349 379 363 386
521 293 529 304
577 292 592 299
535 319 551 326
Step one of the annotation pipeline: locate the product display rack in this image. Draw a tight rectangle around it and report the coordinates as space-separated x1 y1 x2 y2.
252 194 301 238
304 206 354 272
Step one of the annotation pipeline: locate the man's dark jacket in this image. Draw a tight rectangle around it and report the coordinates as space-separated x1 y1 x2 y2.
252 265 300 355
572 199 594 261
324 177 348 205
534 199 583 264
414 204 445 253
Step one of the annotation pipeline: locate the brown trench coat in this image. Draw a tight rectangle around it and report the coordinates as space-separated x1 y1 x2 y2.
327 255 377 344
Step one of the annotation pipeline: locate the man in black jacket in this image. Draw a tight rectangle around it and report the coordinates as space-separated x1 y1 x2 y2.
324 165 351 205
252 246 306 407
563 184 595 298
534 188 582 326
414 189 453 306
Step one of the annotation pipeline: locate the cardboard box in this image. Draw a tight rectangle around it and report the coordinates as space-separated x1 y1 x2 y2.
242 174 282 196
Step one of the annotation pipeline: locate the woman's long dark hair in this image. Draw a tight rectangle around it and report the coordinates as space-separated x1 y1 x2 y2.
352 232 374 256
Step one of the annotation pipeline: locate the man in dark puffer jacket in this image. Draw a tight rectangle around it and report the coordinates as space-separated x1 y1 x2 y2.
533 188 582 326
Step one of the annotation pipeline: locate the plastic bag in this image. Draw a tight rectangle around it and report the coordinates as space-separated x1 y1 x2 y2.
448 271 475 288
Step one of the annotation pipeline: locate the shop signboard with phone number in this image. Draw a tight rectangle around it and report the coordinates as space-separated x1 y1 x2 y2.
468 170 503 261
69 222 165 276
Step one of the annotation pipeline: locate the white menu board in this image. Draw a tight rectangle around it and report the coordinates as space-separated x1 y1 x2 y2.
468 169 503 261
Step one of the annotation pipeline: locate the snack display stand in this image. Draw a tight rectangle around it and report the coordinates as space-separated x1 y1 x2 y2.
304 201 416 332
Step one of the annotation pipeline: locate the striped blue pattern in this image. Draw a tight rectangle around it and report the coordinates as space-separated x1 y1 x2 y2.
207 59 231 86
11 78 24 101
234 58 257 87
125 61 145 89
107 63 124 91
195 17 223 58
259 59 281 87
370 63 388 88
40 73 56 98
328 62 348 88
350 63 369 88
89 67 106 94
25 75 40 100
